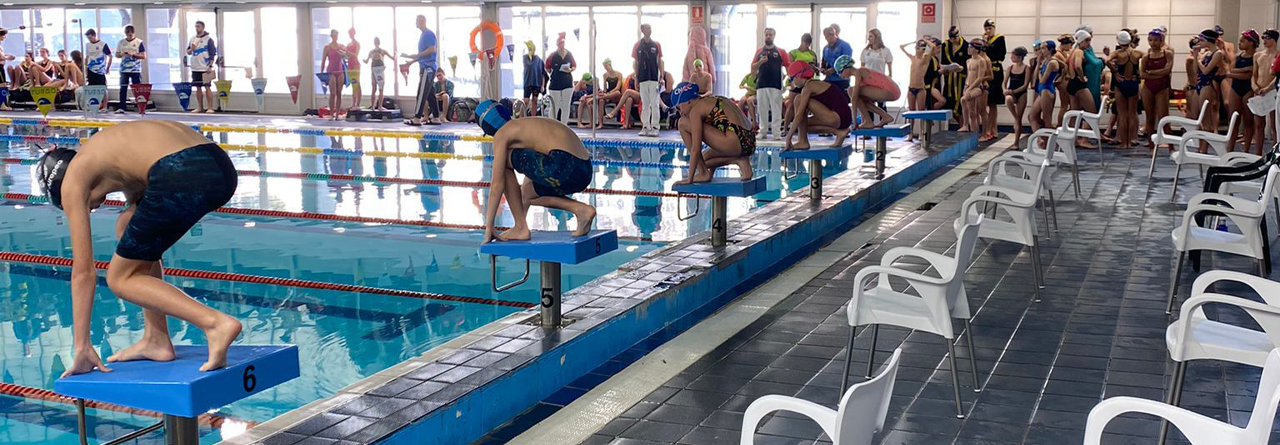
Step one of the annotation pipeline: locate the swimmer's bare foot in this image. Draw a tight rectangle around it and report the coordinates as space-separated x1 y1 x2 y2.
831 129 851 147
200 316 242 372
734 158 754 180
108 336 176 363
690 169 716 183
497 225 532 241
572 206 596 236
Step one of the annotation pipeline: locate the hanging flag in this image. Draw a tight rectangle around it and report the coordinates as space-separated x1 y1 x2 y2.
573 28 580 40
174 82 193 111
81 85 106 117
506 44 515 61
0 86 10 108
315 72 330 93
214 80 232 109
251 78 268 112
398 63 411 84
285 76 300 104
468 52 478 68
31 86 56 117
131 83 152 115
449 56 459 74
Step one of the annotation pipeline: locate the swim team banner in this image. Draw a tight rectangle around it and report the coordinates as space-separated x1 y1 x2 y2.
31 86 57 116
80 85 106 117
174 82 192 111
315 73 330 93
251 78 268 112
131 83 152 115
215 80 232 109
286 76 301 103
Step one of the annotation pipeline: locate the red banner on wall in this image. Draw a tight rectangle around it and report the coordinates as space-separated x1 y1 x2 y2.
922 3 936 23
691 6 704 25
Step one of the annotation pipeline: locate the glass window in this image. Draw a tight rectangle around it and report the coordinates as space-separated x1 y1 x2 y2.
594 6 637 77
66 8 96 58
31 8 68 60
221 10 256 92
499 6 542 99
146 8 180 87
874 2 917 107
351 6 394 99
312 7 352 94
261 7 298 94
641 5 686 83
818 7 868 53
98 8 130 90
439 6 481 98
394 7 437 98
708 4 756 97
765 6 811 56
0 10 33 70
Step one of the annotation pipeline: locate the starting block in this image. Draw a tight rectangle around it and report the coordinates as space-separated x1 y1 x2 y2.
903 110 952 150
346 108 404 122
56 345 299 445
781 145 853 204
482 230 619 327
673 177 767 247
851 124 911 180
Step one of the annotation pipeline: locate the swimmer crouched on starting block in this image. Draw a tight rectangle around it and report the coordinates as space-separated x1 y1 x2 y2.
476 100 597 242
670 82 755 184
37 120 243 376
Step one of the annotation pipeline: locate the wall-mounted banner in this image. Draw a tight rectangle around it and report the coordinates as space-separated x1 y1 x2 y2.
81 85 106 117
286 76 301 104
131 83 152 115
251 78 268 112
174 82 192 111
31 86 57 116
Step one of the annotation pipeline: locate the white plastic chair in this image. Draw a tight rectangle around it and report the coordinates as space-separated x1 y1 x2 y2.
963 158 1051 302
984 151 1059 237
740 348 901 445
1061 107 1108 158
1158 271 1280 444
1170 112 1256 200
844 214 984 419
1084 348 1280 445
1026 122 1082 199
1168 165 1280 314
1151 101 1211 178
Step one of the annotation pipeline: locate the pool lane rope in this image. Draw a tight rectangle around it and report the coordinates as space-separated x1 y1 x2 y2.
0 250 536 309
0 381 248 428
0 116 785 152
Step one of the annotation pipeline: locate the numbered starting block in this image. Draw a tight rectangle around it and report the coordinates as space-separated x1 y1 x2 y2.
673 177 767 247
56 345 299 445
902 110 952 150
482 230 619 327
851 124 911 180
780 145 852 204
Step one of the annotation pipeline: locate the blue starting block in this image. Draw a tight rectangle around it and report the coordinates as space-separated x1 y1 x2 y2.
56 345 299 445
903 110 953 150
780 146 853 204
851 124 911 180
672 176 767 247
482 230 619 326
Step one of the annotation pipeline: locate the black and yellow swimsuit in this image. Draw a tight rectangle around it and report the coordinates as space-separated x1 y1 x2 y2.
703 96 756 156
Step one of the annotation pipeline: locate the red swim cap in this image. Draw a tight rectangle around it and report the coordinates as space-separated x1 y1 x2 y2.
787 60 815 79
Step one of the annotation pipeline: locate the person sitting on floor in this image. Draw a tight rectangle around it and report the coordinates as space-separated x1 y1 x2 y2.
476 100 597 242
671 82 755 185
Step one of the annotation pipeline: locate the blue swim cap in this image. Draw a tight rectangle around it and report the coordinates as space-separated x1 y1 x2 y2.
475 100 511 136
670 82 699 107
1043 40 1056 52
833 55 853 73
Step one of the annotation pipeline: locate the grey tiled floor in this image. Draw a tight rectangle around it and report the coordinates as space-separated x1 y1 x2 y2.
579 149 1280 445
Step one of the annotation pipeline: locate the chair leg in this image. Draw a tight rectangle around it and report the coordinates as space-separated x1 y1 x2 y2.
1149 144 1159 178
865 324 879 379
964 319 981 392
1170 163 1182 202
1157 361 1188 445
1030 237 1045 302
946 341 965 419
840 325 857 394
1167 252 1187 315
1040 196 1051 240
1273 197 1279 239
1258 259 1268 278
1048 187 1059 233
1071 163 1081 199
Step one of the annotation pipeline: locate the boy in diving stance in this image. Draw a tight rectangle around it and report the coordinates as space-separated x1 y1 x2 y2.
477 100 597 242
38 120 242 376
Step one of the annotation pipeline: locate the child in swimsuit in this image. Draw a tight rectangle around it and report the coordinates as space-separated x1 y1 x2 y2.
962 39 993 135
1108 31 1142 148
783 60 853 150
671 82 755 184
1194 30 1226 134
1228 29 1260 153
476 100 596 242
1005 46 1029 146
37 120 243 376
1141 28 1174 147
1029 40 1061 133
364 37 391 110
901 39 935 141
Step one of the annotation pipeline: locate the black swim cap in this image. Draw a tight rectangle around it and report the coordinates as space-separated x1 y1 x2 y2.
36 147 75 209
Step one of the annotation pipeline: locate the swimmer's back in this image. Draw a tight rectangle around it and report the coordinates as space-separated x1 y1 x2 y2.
499 117 589 160
73 120 215 182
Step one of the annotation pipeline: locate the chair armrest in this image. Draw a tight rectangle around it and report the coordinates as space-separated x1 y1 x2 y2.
853 264 949 288
970 185 1036 206
881 246 955 278
1190 270 1280 299
741 395 837 445
1217 180 1262 197
1221 153 1262 167
1185 192 1260 214
1083 397 1233 445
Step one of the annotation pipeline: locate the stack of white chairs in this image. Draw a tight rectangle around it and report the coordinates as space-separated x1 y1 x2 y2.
1151 102 1211 178
1061 107 1109 158
1026 118 1083 201
843 214 985 419
739 349 902 445
963 157 1053 302
1169 112 1259 200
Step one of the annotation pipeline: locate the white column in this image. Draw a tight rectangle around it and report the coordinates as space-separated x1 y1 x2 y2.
296 6 315 113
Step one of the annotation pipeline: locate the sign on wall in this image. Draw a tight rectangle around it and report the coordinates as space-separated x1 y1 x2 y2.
922 3 936 23
691 6 704 25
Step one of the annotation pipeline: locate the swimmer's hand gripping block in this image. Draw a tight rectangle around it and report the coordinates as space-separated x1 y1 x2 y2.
850 124 912 138
672 176 766 197
902 110 953 121
780 145 853 163
55 345 299 418
480 230 618 265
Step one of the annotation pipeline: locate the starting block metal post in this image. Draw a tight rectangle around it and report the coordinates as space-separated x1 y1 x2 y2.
483 230 619 327
673 177 767 247
780 145 853 204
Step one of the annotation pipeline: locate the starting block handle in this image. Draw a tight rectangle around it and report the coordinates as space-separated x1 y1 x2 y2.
677 193 701 221
783 157 801 180
491 255 530 293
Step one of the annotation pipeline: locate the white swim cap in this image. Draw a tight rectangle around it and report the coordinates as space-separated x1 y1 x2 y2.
1075 30 1092 43
1116 31 1132 46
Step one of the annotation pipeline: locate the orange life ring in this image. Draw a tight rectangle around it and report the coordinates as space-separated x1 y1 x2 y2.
469 21 504 60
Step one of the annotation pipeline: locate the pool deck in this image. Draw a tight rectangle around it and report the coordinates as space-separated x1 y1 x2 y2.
506 144 1279 445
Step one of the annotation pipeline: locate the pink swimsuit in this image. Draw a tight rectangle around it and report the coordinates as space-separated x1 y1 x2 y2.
324 45 344 74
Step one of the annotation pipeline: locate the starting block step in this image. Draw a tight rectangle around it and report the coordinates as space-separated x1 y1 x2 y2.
480 230 618 265
346 108 404 122
903 110 952 121
851 124 912 138
672 176 767 197
55 345 299 418
780 145 853 163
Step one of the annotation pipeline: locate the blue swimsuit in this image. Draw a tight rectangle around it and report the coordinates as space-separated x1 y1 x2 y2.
1036 61 1059 96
